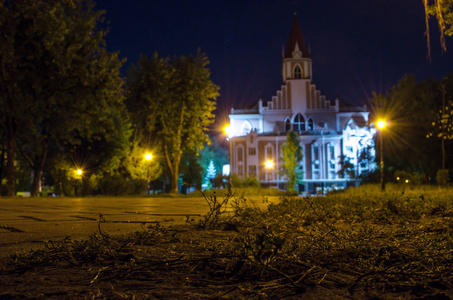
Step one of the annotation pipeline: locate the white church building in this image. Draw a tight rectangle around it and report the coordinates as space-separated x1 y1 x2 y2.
227 15 376 194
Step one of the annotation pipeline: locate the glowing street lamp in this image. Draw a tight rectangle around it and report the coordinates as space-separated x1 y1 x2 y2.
145 153 152 195
224 125 231 195
265 160 274 188
376 120 387 192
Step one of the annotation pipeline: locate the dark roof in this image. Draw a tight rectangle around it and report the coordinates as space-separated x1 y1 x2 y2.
284 14 311 59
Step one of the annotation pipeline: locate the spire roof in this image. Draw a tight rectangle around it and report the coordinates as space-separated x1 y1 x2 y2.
284 13 310 59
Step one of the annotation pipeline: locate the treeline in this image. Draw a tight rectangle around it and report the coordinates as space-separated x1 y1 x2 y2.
0 0 220 196
371 74 453 184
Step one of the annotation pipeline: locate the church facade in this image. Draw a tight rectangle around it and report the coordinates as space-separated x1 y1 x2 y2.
227 15 376 194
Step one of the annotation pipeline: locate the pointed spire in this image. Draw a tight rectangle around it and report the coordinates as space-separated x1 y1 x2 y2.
284 13 310 59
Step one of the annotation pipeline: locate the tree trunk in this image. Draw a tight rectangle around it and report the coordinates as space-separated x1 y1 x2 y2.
6 120 16 197
164 143 181 194
31 169 42 197
169 156 181 194
0 133 5 188
30 140 48 197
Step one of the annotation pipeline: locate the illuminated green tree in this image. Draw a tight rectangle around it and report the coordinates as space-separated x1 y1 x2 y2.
281 131 303 193
127 51 219 193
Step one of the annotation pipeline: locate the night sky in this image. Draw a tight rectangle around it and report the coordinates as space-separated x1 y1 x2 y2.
95 0 453 126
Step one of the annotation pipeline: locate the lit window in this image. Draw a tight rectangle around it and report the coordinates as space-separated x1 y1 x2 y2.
327 143 336 179
265 144 273 161
237 147 243 162
294 113 305 132
249 165 257 178
294 65 302 79
312 143 320 180
312 144 319 170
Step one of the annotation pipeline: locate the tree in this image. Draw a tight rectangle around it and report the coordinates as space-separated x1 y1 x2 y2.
180 151 203 191
337 155 355 179
0 0 126 196
198 138 228 184
281 131 303 193
205 159 216 188
127 51 219 193
121 140 161 182
423 0 453 57
427 78 453 185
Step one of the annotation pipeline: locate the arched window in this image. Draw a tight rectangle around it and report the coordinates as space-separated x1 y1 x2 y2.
307 117 314 130
240 121 252 136
294 113 305 132
294 65 302 79
285 118 291 131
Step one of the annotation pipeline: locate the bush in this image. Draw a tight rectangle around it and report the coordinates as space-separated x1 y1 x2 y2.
436 169 449 186
230 174 242 188
98 174 147 196
243 176 260 187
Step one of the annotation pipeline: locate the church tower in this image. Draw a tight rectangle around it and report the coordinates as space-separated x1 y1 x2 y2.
282 13 312 82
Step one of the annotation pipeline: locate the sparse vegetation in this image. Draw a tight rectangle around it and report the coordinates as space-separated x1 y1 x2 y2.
1 184 453 298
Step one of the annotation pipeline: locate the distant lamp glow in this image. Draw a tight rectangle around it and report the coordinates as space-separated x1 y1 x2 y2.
405 179 409 183
265 160 274 169
377 120 386 129
222 164 230 176
145 153 152 195
224 125 231 139
77 169 82 175
397 177 400 181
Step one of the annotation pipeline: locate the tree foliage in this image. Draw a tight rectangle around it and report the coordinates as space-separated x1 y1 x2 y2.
127 51 219 193
423 0 453 57
281 130 303 193
429 100 453 140
0 0 127 196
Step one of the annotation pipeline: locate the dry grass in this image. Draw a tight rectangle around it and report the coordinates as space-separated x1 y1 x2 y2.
1 185 453 299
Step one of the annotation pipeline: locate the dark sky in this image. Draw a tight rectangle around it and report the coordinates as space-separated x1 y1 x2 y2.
95 0 453 123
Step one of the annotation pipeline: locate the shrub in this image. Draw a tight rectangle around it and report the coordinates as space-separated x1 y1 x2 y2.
98 174 146 195
230 174 242 188
436 169 449 186
243 176 260 187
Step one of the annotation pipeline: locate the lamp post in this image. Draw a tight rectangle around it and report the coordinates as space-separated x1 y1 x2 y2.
265 160 274 188
76 169 83 196
224 125 231 195
145 153 152 195
377 120 386 192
